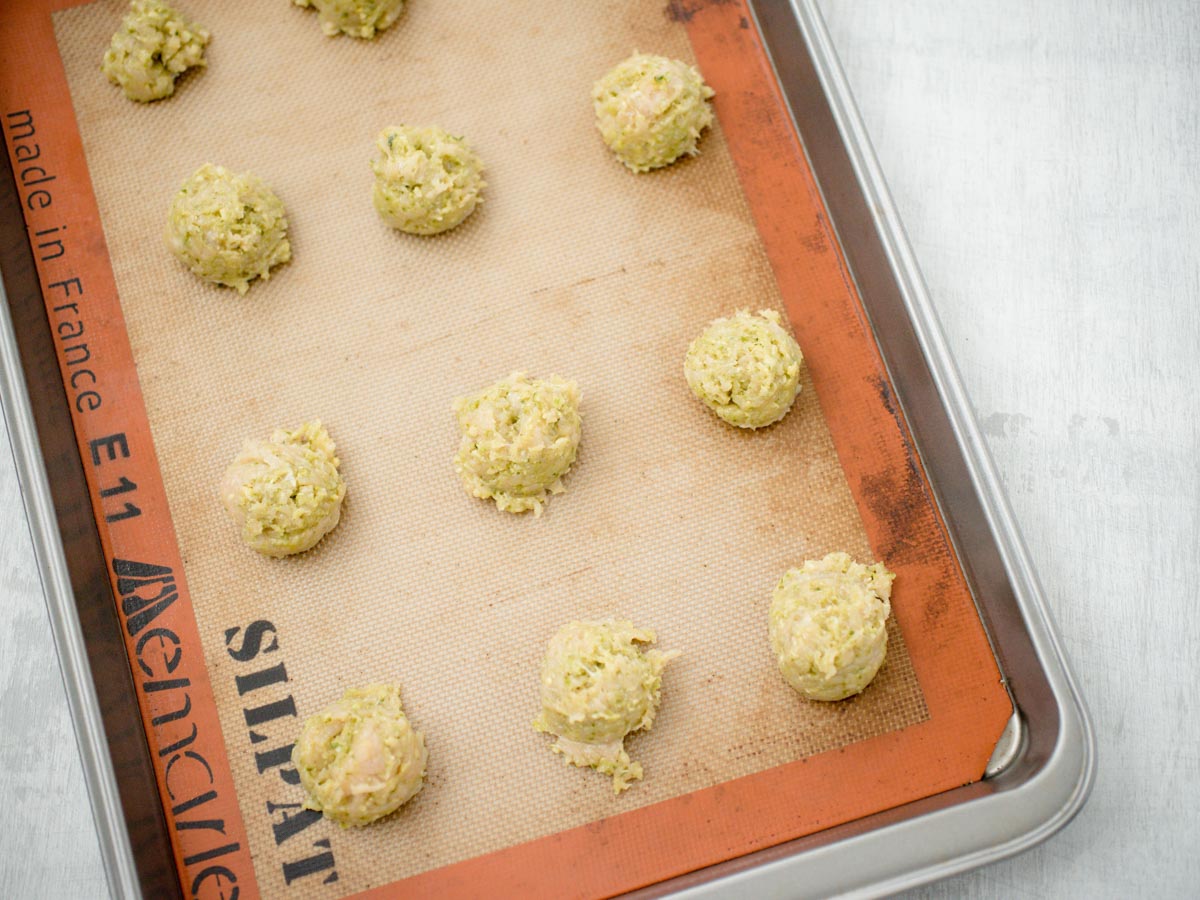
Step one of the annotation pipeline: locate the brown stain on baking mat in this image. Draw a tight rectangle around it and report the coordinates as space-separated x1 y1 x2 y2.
0 0 1009 897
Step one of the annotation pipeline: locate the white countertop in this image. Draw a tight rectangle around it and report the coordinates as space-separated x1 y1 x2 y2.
2 0 1196 896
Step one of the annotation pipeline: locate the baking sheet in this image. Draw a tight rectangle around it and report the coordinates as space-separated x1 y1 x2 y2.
49 1 929 895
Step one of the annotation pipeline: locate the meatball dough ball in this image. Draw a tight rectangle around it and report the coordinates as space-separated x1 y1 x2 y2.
533 620 679 793
166 163 291 294
372 126 485 235
685 309 803 429
453 373 581 516
294 0 406 39
221 421 346 557
102 0 209 103
592 52 714 172
293 684 427 827
769 552 895 701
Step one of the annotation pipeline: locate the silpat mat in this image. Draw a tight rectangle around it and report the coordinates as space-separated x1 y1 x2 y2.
0 1 1010 897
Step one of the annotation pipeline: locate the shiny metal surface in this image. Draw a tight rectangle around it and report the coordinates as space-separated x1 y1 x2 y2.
0 252 138 899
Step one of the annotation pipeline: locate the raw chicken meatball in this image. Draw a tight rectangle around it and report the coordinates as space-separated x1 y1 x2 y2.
372 125 485 236
293 684 427 827
294 0 406 39
684 309 803 429
533 619 679 793
102 0 209 102
592 52 714 172
453 373 581 515
769 552 894 701
166 163 291 294
220 421 346 557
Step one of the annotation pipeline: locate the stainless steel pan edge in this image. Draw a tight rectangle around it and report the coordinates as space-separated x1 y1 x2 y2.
0 276 140 899
660 1 1096 896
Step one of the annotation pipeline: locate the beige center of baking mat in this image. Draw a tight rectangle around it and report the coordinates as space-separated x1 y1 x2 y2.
53 1 927 895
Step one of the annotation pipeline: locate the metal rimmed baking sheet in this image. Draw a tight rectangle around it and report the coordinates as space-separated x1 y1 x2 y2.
0 1 1091 897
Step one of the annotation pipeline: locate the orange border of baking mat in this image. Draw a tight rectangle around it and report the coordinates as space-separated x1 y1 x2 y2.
0 1 1010 898
0 2 256 898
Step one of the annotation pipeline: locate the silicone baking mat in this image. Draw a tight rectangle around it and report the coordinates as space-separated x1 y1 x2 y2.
0 1 1010 897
